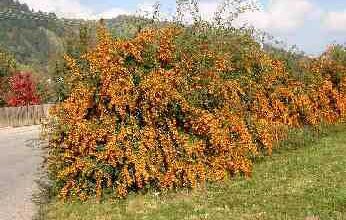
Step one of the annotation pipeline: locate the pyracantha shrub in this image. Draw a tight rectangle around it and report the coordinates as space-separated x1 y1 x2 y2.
46 24 346 200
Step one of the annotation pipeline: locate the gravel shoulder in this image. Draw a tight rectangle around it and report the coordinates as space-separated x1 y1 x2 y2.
0 126 42 220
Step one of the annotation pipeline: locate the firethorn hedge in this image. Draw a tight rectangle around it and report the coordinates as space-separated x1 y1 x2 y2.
46 24 346 200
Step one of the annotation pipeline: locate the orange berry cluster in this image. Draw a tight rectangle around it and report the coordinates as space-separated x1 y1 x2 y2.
46 24 346 200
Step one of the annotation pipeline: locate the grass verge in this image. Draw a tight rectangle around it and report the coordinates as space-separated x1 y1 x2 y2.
38 124 346 220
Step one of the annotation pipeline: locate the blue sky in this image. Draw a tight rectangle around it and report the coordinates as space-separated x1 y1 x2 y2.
19 0 346 55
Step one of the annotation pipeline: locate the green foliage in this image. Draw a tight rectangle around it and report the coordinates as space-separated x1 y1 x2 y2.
0 47 16 77
0 48 16 106
328 44 346 65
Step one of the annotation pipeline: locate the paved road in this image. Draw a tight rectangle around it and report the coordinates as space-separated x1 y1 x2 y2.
0 126 42 220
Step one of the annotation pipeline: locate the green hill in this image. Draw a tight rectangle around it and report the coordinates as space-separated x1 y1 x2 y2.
0 0 72 72
0 1 150 73
0 0 153 103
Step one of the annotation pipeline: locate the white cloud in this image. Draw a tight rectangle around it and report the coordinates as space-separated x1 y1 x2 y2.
135 1 159 18
199 1 219 21
323 10 346 33
17 0 345 39
175 0 258 24
97 8 130 19
18 0 94 19
238 0 318 33
19 0 156 20
179 0 318 33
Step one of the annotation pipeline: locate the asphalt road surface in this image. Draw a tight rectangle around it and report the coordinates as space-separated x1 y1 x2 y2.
0 126 43 220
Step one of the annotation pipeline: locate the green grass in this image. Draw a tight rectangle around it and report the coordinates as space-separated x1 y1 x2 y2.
39 124 346 220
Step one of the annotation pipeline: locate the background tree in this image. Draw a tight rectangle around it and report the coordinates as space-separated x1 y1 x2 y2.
6 71 41 106
0 48 16 106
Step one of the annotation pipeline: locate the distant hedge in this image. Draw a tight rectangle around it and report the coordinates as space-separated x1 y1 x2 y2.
46 24 346 200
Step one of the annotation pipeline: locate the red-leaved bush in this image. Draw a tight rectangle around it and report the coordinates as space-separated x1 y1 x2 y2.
6 72 41 107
